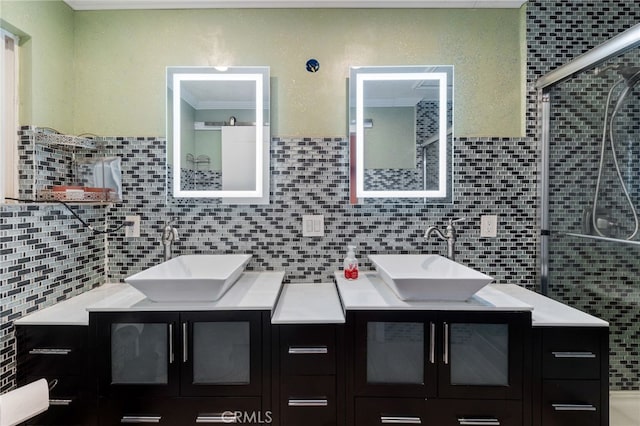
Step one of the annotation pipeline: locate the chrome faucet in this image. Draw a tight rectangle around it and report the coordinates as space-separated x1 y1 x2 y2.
161 223 178 261
425 218 464 261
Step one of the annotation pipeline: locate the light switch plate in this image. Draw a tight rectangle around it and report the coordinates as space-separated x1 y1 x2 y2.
302 215 324 237
125 215 141 238
480 215 498 238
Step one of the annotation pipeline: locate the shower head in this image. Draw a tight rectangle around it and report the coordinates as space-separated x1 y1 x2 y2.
617 66 640 87
593 64 640 86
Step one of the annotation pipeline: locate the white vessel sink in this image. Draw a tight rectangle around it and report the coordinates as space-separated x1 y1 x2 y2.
125 254 252 302
368 254 494 301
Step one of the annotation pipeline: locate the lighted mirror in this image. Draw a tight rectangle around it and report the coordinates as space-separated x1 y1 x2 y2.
349 66 453 204
167 66 270 203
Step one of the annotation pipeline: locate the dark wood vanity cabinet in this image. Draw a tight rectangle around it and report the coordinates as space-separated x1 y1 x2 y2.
16 325 96 426
533 326 609 426
273 324 345 426
348 310 532 426
90 310 271 426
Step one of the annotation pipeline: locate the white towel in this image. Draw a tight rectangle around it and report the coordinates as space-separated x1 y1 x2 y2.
0 379 49 426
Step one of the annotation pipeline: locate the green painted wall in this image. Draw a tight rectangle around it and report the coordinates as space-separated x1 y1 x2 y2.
3 3 524 137
0 0 75 133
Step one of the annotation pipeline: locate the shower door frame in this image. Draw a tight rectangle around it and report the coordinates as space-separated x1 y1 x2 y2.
535 23 640 295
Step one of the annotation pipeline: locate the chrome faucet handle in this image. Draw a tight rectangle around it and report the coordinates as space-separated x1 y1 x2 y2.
448 217 466 225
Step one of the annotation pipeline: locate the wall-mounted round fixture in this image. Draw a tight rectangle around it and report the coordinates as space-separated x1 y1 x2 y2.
306 59 320 73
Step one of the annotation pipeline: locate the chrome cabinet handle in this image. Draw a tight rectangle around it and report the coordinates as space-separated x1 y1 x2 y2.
288 399 328 407
288 346 328 355
380 416 422 424
29 348 72 355
196 414 236 423
552 351 596 359
443 322 449 365
429 322 436 364
458 418 501 425
121 416 161 423
49 399 73 406
182 322 188 363
168 323 174 364
552 404 597 412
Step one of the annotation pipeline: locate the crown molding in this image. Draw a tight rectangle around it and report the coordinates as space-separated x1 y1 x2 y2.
64 0 527 10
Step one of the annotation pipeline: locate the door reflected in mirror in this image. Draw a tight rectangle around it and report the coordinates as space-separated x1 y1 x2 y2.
167 66 270 204
349 66 453 204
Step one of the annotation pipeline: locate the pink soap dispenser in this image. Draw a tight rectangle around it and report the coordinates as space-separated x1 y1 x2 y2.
343 245 359 280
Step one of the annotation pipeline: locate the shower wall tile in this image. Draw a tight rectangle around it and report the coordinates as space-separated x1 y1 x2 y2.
527 0 640 391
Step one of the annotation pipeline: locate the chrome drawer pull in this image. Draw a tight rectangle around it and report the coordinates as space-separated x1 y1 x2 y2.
380 416 422 424
458 418 501 425
183 322 188 363
429 322 435 364
196 414 236 423
552 403 597 412
288 398 328 407
443 322 449 365
121 416 162 423
288 346 328 354
168 323 174 364
552 351 596 359
49 399 72 406
29 348 72 355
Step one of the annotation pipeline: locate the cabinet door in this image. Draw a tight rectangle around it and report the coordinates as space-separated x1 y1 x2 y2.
438 312 528 400
353 312 437 397
94 312 180 398
180 311 262 397
355 397 427 426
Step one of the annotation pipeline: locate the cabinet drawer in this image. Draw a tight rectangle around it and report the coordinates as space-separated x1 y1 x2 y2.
281 376 336 426
26 375 86 402
17 325 87 376
98 398 176 426
355 397 426 426
280 325 336 375
434 399 523 426
542 328 601 379
25 401 94 426
179 397 263 424
541 380 601 426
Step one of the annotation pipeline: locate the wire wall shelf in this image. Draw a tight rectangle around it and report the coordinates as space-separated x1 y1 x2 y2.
34 131 100 151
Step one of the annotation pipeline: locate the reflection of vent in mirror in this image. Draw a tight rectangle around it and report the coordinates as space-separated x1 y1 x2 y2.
349 65 454 204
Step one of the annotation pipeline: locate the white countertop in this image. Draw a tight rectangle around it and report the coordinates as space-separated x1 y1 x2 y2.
271 282 345 324
335 272 533 312
14 283 129 326
335 272 608 327
15 269 607 328
497 284 608 327
15 272 285 326
88 271 285 313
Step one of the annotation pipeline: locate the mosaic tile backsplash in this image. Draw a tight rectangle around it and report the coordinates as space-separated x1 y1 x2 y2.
1 0 640 396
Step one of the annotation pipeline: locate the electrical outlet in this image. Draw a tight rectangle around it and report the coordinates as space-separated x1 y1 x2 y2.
302 215 324 237
480 215 498 238
125 215 141 238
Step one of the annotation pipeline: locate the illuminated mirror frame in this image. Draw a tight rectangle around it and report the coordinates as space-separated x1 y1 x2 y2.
352 67 449 200
170 68 267 199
